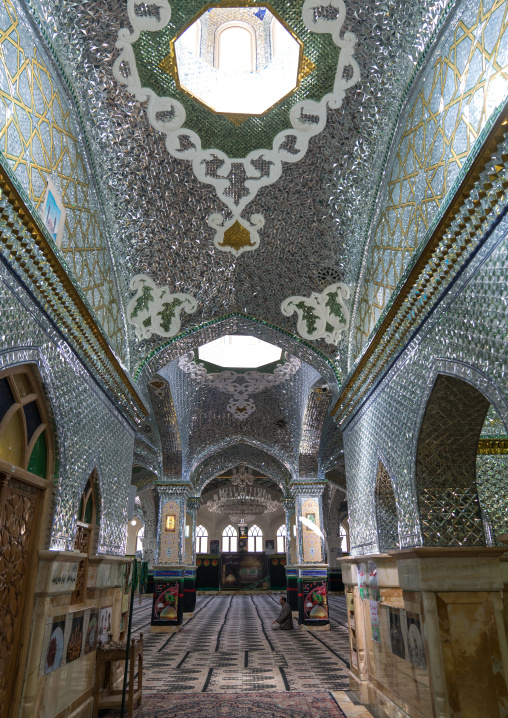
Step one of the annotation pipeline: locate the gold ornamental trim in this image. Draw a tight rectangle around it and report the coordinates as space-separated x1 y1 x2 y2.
0 166 148 422
332 106 508 425
477 439 508 455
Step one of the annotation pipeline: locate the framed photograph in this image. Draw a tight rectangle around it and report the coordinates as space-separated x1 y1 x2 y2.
265 539 275 552
43 614 66 674
98 607 112 645
210 539 220 555
84 610 98 654
165 514 176 532
41 178 66 249
65 612 84 663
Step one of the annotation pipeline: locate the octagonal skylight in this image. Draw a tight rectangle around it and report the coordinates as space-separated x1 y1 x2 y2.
198 335 282 368
174 5 302 117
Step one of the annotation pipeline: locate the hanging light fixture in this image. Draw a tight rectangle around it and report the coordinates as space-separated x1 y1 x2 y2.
206 464 278 526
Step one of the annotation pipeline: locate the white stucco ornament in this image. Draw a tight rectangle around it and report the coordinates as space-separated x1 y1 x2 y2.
178 352 301 420
113 0 360 254
127 274 197 340
281 282 350 345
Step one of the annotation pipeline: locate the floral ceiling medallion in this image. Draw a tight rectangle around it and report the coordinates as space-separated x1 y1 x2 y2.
127 274 197 339
113 0 360 255
178 351 301 420
281 282 350 345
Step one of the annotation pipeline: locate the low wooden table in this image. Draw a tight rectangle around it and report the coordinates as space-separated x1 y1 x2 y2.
93 634 143 717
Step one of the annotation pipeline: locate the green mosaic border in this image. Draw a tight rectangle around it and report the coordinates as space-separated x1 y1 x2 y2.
133 312 342 384
133 1 340 157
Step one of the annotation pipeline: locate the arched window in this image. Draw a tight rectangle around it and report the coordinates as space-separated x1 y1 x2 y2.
248 524 263 552
222 524 237 552
72 469 98 604
196 524 208 554
217 25 254 72
0 367 51 477
340 524 348 553
276 524 287 553
136 525 144 555
77 474 96 525
0 366 53 718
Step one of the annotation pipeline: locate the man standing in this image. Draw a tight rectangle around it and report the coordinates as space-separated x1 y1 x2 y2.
272 596 293 630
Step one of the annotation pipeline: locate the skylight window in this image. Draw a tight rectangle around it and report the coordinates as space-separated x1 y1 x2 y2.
173 5 302 117
198 335 282 368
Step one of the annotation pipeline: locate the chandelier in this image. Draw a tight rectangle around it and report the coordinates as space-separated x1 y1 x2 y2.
206 465 279 526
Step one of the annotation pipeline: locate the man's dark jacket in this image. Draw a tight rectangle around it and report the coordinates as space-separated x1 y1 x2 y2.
276 601 293 630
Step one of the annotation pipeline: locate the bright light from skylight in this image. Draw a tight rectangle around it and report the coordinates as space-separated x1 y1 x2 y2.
198 335 282 368
174 6 302 116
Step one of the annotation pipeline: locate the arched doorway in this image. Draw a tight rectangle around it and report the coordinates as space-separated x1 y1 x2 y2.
0 364 53 718
416 374 490 546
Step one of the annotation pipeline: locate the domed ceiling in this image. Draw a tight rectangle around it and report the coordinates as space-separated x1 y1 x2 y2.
26 0 451 488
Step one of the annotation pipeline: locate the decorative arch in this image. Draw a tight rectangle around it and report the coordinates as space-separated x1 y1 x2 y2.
0 362 56 717
75 453 104 553
193 441 290 493
0 363 54 478
416 373 490 546
134 315 340 397
375 460 399 552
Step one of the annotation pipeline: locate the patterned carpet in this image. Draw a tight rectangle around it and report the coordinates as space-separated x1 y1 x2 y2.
104 691 347 717
125 594 350 695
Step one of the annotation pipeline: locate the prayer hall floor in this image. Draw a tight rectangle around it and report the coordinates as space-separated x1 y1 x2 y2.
103 595 375 716
130 594 350 693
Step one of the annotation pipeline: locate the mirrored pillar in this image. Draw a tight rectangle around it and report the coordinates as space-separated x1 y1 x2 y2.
291 481 329 630
151 484 191 633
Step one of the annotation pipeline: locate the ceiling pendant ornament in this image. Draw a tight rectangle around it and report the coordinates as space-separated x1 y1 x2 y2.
178 351 301 420
207 213 264 257
281 282 350 345
113 0 360 254
230 463 255 488
127 274 198 340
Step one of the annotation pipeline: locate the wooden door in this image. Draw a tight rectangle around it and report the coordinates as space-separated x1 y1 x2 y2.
0 472 42 718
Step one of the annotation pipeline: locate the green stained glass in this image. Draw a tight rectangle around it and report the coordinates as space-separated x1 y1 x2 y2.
27 430 47 478
132 1 340 157
84 493 94 523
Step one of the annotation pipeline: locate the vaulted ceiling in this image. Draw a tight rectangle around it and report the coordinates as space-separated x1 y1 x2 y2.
28 0 452 490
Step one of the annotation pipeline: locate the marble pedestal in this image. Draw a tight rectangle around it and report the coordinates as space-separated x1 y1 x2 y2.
340 548 508 718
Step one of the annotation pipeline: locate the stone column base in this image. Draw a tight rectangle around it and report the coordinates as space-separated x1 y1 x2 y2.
300 622 330 632
150 624 181 634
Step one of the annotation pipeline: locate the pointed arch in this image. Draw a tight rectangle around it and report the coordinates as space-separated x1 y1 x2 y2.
416 374 489 546
375 460 399 552
134 314 340 396
248 523 263 552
